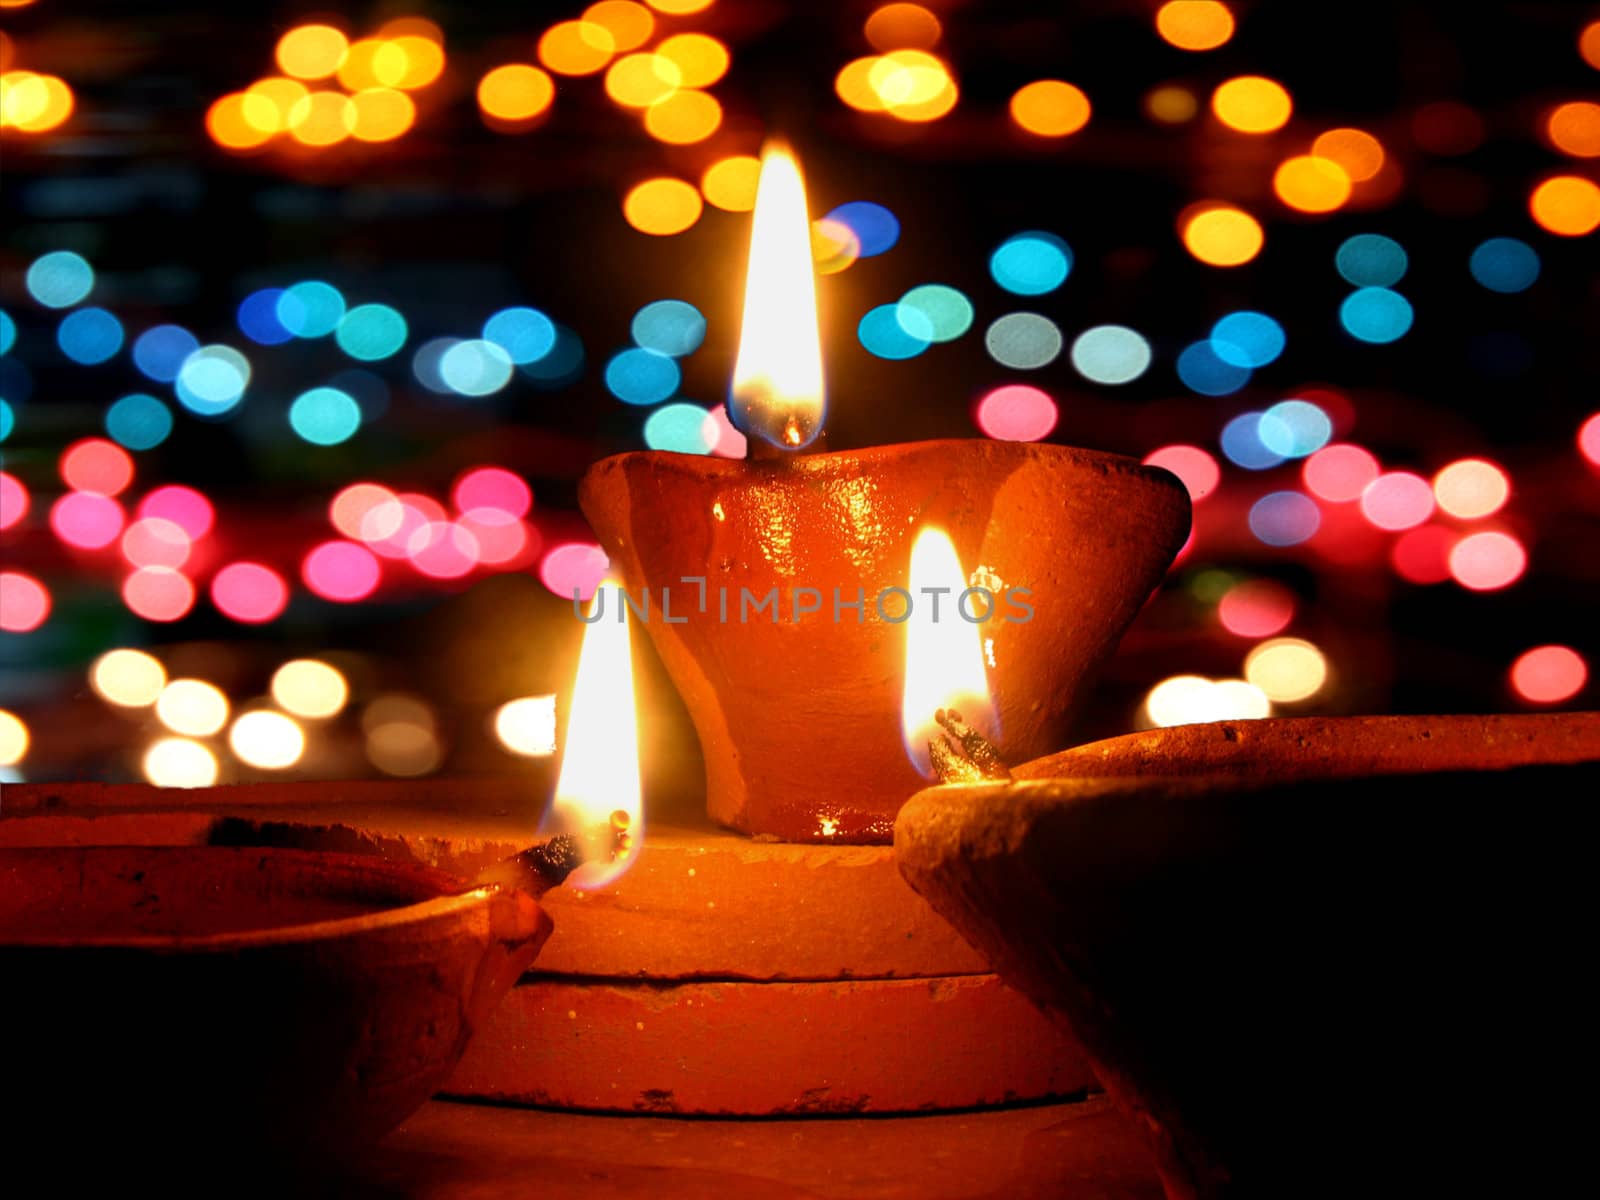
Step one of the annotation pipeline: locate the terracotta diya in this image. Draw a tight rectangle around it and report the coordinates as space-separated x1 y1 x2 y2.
895 712 1600 1198
580 145 1191 842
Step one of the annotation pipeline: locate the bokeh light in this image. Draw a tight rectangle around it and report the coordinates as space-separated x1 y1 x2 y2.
237 289 293 346
1177 340 1250 395
50 491 125 549
859 304 929 359
478 64 555 123
1145 85 1199 124
1143 445 1219 501
1249 491 1321 546
539 543 610 601
606 52 681 108
1510 646 1587 704
276 25 348 81
865 4 942 51
1257 400 1332 458
1 70 73 133
701 155 761 212
0 710 27 769
1546 102 1600 157
1469 238 1540 293
1273 156 1351 214
483 307 556 363
286 90 356 146
26 250 94 308
644 89 721 144
632 300 706 357
1361 471 1434 530
989 231 1070 295
175 344 251 416
1448 530 1526 591
122 567 195 622
139 485 213 539
104 394 173 451
1312 128 1384 181
303 540 381 602
605 347 680 404
289 386 362 445
61 438 133 495
349 88 415 142
495 695 558 757
0 471 27 529
1336 234 1407 287
1071 325 1151 384
277 282 345 339
1340 288 1413 343
623 177 702 235
1145 675 1270 727
142 738 218 788
229 711 305 769
1180 205 1263 266
826 202 900 257
643 403 716 453
1303 443 1379 502
453 467 532 519
1155 2 1235 51
1433 458 1509 519
1220 413 1285 470
1244 638 1329 702
57 308 124 365
1218 579 1296 638
334 304 407 361
539 20 616 76
156 678 229 736
896 285 972 344
1209 311 1284 368
132 325 199 383
1580 413 1600 466
1009 80 1091 137
1529 175 1600 236
440 340 514 396
1390 524 1455 585
975 385 1058 442
0 571 49 633
91 648 166 708
121 517 191 569
1212 76 1291 134
985 313 1062 369
656 33 728 87
211 562 289 623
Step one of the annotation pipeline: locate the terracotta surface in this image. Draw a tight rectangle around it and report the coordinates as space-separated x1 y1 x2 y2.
0 845 551 1162
895 757 1600 1198
449 971 1093 1114
1017 711 1600 780
579 440 1190 842
335 1094 1164 1199
0 784 989 979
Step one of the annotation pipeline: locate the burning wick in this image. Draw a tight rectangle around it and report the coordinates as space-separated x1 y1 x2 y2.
928 708 1013 785
476 810 634 899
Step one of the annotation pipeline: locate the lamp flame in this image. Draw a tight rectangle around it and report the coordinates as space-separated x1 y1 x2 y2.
730 142 826 450
544 581 642 889
900 528 998 777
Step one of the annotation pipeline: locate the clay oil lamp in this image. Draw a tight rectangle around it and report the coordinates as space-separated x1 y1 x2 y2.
580 143 1191 842
893 711 1600 1197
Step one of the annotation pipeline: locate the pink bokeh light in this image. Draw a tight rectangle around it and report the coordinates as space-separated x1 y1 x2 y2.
452 467 532 519
539 543 610 601
211 561 289 623
975 385 1058 442
1359 471 1434 531
138 485 214 540
1144 445 1220 503
0 471 28 530
302 540 381 602
0 571 51 633
122 567 196 622
50 492 126 549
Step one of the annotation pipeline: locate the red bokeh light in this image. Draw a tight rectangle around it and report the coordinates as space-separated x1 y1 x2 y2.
60 438 134 497
1143 445 1220 502
0 571 51 633
1304 444 1379 503
302 540 381 602
122 567 196 622
1510 645 1587 704
211 561 289 623
975 385 1059 442
138 486 215 540
0 471 28 530
1448 530 1526 591
50 492 126 549
1390 524 1455 584
452 467 532 519
1217 579 1296 637
539 543 610 601
1360 471 1434 531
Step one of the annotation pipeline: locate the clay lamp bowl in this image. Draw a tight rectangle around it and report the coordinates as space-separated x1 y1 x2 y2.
580 438 1190 842
0 844 556 1166
895 713 1600 1198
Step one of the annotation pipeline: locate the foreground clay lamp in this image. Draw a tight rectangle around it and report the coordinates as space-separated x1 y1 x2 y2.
895 712 1600 1198
581 144 1190 841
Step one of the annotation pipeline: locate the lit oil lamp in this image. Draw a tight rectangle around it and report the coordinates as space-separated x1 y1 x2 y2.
581 142 1191 842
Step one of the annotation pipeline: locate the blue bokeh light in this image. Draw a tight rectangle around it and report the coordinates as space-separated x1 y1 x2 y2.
412 338 461 394
175 344 251 417
1335 234 1408 288
824 201 899 257
105 393 174 451
859 303 930 360
57 307 124 365
632 300 706 358
289 387 362 445
1177 340 1251 396
26 251 94 309
276 281 346 339
643 402 715 454
989 232 1071 296
440 339 514 397
1257 399 1332 458
0 399 14 443
605 347 680 405
897 284 972 343
1340 288 1414 343
1210 311 1285 369
237 288 294 345
484 307 558 364
1469 237 1540 294
132 324 199 382
335 304 408 361
1249 491 1322 546
1220 412 1287 470
1069 325 1151 385
0 310 15 356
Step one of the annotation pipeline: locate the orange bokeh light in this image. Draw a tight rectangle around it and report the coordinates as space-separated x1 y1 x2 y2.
276 25 349 81
349 87 415 142
287 90 357 147
1547 101 1600 158
1312 128 1384 181
655 33 729 89
1529 175 1600 236
206 92 273 150
584 1 654 53
701 155 762 211
644 88 721 144
478 64 555 123
1180 203 1264 265
1212 75 1292 133
539 20 616 76
2 71 74 132
605 52 681 108
1581 21 1600 70
1273 155 1352 213
1010 80 1091 137
623 177 702 235
865 4 942 51
1155 1 1235 52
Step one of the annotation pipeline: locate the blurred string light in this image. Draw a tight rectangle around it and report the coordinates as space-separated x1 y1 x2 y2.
211 562 289 623
1220 413 1283 470
605 346 679 403
539 543 610 601
495 695 559 756
606 52 681 108
484 307 557 363
143 738 217 787
229 711 305 770
336 304 407 360
657 33 729 86
539 20 617 76
289 387 362 445
1244 638 1329 702
1155 2 1235 51
303 540 381 601
990 232 1070 295
238 288 293 345
1144 445 1219 502
278 281 345 338
440 340 514 396
1468 238 1539 293
644 89 721 143
121 518 190 569
1180 204 1263 266
175 344 251 416
1340 288 1413 343
865 3 941 50
50 492 124 549
895 285 972 344
985 313 1062 369
1212 76 1291 133
1071 325 1151 384
123 567 196 621
1433 459 1509 519
1390 524 1455 585
1010 80 1091 137
140 485 213 538
1144 675 1270 727
860 304 929 359
1361 472 1434 530
1273 155 1351 214
61 438 133 494
975 385 1057 442
1257 399 1331 457
1511 646 1587 704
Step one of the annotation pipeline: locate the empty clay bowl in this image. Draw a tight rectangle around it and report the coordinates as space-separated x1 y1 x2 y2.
580 439 1190 841
0 845 552 1165
896 713 1600 1198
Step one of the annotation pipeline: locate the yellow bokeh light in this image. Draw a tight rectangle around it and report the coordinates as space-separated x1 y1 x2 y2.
701 154 762 211
1273 155 1352 213
1548 102 1600 158
865 4 942 52
1181 204 1264 266
647 0 714 12
1530 175 1600 236
350 87 415 142
583 1 654 53
367 721 440 776
868 50 956 121
155 678 229 737
389 35 446 90
2 71 74 132
655 33 729 89
92 649 166 708
1212 75 1292 134
1244 638 1329 703
836 56 888 113
276 25 349 81
338 38 402 91
229 710 305 770
494 695 558 757
244 77 309 133
143 737 219 788
1144 675 1269 727
623 176 703 235
206 93 274 150
605 52 681 108
271 659 349 719
1010 80 1091 137
644 88 721 143
1145 84 1198 124
0 709 27 767
287 90 357 147
1433 459 1509 520
1312 128 1384 181
478 64 555 123
539 20 616 77
1155 1 1235 51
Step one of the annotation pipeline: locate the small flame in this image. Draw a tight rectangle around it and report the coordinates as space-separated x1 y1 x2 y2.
544 581 642 889
730 142 826 450
900 528 998 777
